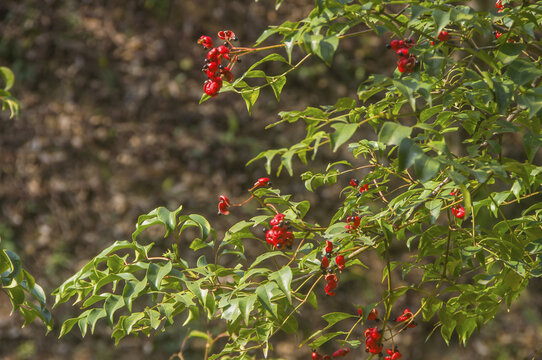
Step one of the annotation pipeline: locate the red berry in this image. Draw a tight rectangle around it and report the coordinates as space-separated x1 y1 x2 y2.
254 177 271 188
390 40 400 51
335 255 345 270
220 67 234 82
206 48 220 62
325 240 333 254
332 348 350 357
270 213 285 226
438 30 450 42
321 256 330 269
452 205 466 219
368 308 378 321
359 184 369 194
197 35 213 48
430 41 435 45
358 308 363 317
495 0 504 11
397 48 408 57
494 31 503 39
349 178 359 187
312 351 321 360
217 195 230 215
204 78 222 97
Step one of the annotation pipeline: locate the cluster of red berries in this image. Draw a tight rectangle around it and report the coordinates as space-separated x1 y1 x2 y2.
449 190 466 219
495 0 504 12
350 178 369 195
265 213 294 249
320 241 346 272
364 327 383 354
386 38 417 73
345 215 360 232
198 31 238 97
395 308 417 328
385 348 403 360
311 348 350 359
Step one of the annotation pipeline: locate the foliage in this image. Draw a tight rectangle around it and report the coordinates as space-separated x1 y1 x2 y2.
6 0 542 359
0 68 52 332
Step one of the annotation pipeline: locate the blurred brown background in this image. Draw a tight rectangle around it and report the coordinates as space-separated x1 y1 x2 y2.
0 0 540 359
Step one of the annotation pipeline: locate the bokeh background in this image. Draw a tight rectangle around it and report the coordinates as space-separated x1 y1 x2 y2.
0 0 541 359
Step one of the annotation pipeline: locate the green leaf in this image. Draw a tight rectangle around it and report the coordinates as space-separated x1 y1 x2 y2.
256 284 277 318
146 261 172 291
0 67 15 90
322 312 356 327
420 105 443 122
241 88 260 115
393 78 418 111
426 199 443 224
523 132 541 163
378 122 412 145
433 9 451 34
311 331 346 347
330 123 358 152
518 87 542 119
104 295 125 325
398 138 423 171
506 59 542 86
267 76 287 102
270 266 292 304
59 317 82 338
311 35 339 66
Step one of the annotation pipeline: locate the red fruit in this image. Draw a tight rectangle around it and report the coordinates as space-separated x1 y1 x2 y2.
325 240 333 254
324 283 336 296
335 255 345 270
430 41 435 45
217 45 231 60
397 56 416 73
220 67 234 82
364 327 381 341
217 195 230 215
368 308 378 321
218 30 236 40
396 48 408 57
385 349 402 360
390 40 400 51
254 177 271 188
206 69 217 78
332 348 350 357
399 40 404 47
270 213 285 226
349 178 359 187
495 0 504 11
321 256 330 269
438 30 450 42
207 61 219 74
452 205 466 219
312 351 321 360
204 78 222 97
197 35 213 48
359 184 369 194
206 48 220 62
358 308 363 317
324 273 338 296
494 31 503 39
